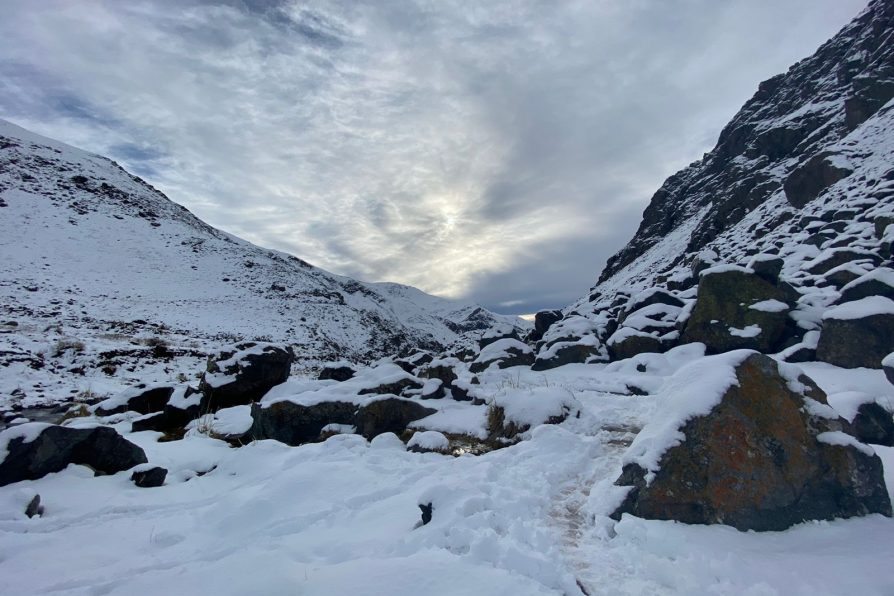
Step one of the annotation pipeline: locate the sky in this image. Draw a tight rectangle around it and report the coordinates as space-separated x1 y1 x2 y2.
0 0 868 314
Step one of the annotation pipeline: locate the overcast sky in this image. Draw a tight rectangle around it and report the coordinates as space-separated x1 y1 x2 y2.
0 0 867 314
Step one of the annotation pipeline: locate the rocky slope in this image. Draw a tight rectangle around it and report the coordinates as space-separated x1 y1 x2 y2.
520 0 894 374
591 0 894 299
0 119 519 408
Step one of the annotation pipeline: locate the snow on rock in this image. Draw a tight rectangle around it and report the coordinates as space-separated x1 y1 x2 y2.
620 350 750 482
823 296 894 320
407 431 450 453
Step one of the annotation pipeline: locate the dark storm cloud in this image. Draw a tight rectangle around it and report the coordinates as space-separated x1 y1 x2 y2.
0 0 869 313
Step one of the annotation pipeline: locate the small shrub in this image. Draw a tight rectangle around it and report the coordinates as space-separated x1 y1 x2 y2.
52 339 85 357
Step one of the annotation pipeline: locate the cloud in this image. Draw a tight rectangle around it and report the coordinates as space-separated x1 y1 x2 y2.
0 0 868 313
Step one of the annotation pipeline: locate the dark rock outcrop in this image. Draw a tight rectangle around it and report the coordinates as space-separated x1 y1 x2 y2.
0 424 148 486
612 354 892 531
249 400 357 446
199 343 294 412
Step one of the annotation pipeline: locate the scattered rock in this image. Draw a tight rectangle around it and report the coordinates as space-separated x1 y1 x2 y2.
419 502 433 526
25 494 43 518
131 465 167 488
318 363 356 382
0 424 148 486
612 353 891 531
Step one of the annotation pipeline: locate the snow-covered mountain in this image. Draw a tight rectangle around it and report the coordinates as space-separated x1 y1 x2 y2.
579 0 894 306
0 119 519 404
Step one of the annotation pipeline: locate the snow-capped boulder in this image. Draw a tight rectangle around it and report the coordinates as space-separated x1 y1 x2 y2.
407 430 450 454
836 268 894 304
611 352 891 531
816 297 894 368
606 328 669 361
748 254 784 283
803 248 881 276
532 337 607 370
356 370 424 397
318 362 356 382
680 267 795 354
393 351 433 374
469 339 534 373
94 384 175 416
0 423 148 486
486 387 576 441
199 342 295 412
477 324 521 349
419 378 446 400
418 358 461 387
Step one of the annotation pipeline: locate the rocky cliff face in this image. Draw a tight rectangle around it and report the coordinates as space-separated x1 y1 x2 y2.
592 0 894 297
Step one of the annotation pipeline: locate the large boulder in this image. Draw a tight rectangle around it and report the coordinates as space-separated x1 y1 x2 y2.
681 267 795 354
354 397 436 440
249 400 357 446
606 329 669 361
816 297 894 368
612 352 891 531
199 343 294 412
0 424 148 486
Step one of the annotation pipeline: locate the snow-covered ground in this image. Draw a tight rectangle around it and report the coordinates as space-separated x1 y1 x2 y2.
2 351 893 596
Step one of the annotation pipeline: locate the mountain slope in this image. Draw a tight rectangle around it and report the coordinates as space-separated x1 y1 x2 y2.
0 119 518 405
586 0 894 302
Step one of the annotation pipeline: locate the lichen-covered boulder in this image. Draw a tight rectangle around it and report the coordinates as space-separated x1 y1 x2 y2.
611 352 891 531
199 343 294 412
680 266 795 354
816 297 894 368
0 424 148 486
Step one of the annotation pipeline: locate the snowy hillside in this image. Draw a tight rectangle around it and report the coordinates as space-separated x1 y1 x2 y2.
0 119 520 407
